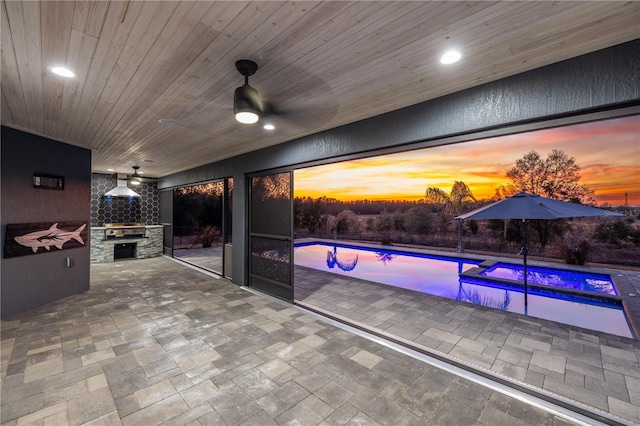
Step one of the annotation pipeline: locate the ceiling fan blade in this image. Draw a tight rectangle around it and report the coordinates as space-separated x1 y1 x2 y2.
261 95 339 130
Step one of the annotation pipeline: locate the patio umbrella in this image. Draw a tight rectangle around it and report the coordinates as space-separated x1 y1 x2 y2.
455 192 622 307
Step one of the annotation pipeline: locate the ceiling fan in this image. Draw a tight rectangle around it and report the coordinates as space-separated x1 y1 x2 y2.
231 59 339 129
128 166 155 185
233 60 263 124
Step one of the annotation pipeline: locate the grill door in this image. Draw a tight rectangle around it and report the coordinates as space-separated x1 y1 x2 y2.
248 172 293 301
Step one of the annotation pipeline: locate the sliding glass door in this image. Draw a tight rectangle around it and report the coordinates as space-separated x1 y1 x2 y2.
248 172 293 301
172 179 233 277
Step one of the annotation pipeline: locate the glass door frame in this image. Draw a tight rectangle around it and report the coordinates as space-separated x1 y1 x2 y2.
170 177 233 277
246 169 294 301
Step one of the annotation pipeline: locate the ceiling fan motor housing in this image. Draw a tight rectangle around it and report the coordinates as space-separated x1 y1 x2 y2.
234 84 262 115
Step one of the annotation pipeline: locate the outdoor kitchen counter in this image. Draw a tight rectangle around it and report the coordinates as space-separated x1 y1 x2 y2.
90 225 163 263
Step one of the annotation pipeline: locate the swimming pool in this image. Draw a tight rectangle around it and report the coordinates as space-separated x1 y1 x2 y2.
480 263 617 295
294 242 632 338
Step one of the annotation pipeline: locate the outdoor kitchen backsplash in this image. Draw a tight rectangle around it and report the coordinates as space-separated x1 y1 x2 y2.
90 173 160 226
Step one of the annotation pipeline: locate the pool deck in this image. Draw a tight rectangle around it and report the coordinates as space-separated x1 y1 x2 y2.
294 244 640 424
615 274 640 341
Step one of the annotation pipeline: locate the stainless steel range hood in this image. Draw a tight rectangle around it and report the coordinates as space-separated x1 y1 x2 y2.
103 174 141 198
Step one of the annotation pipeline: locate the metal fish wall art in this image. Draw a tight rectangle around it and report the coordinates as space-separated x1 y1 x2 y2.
14 223 86 253
4 221 88 258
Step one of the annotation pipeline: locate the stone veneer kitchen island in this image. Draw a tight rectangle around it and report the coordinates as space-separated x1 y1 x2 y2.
90 225 163 263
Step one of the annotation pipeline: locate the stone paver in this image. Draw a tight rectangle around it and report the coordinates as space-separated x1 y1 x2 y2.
1 257 581 425
295 258 640 424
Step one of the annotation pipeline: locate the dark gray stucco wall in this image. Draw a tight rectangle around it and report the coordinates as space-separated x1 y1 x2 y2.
159 40 640 287
1 127 91 318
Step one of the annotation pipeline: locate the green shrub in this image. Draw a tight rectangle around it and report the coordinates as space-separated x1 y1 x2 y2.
403 207 432 235
593 220 640 246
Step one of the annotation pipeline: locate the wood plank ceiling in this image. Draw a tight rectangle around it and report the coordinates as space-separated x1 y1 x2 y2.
2 1 639 177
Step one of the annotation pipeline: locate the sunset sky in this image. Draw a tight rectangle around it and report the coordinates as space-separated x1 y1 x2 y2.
294 115 640 206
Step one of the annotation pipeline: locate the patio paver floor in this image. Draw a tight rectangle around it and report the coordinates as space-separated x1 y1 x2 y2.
1 257 586 425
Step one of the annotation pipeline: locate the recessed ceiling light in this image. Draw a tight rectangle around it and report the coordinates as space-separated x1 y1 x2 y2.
440 50 462 65
158 118 178 126
49 66 76 77
107 168 114 172
263 124 275 130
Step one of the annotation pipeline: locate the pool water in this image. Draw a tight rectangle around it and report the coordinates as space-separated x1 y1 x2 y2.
294 242 632 338
480 263 617 295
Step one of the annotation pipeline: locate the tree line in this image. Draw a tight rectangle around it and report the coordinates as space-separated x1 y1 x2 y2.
295 149 639 265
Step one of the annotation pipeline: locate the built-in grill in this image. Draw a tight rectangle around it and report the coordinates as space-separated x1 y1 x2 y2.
104 223 146 239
